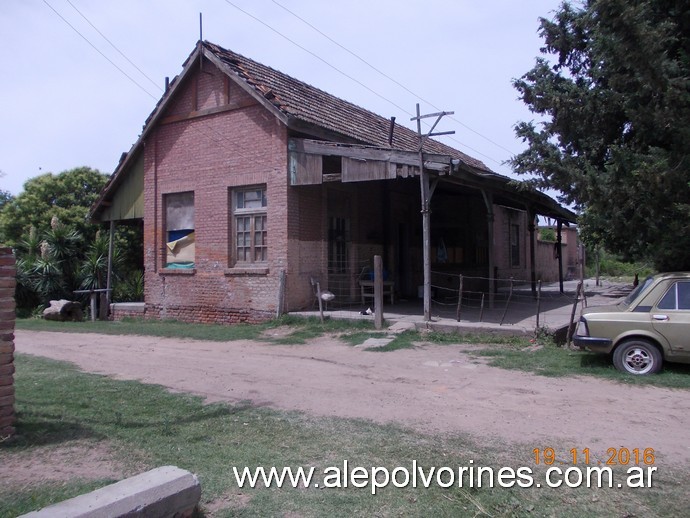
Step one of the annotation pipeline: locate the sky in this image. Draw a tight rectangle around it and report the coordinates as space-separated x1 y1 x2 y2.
0 0 563 196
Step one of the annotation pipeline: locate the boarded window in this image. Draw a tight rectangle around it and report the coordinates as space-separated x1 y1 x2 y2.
232 186 267 264
164 191 195 268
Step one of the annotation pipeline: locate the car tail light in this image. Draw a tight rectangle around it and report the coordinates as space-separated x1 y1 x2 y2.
576 318 589 337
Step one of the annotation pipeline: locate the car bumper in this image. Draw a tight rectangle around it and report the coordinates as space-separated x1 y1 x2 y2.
573 336 613 352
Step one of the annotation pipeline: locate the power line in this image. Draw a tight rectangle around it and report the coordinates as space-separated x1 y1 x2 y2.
42 2 249 163
223 0 504 167
270 0 515 158
65 0 163 92
221 0 412 116
45 0 507 168
42 0 159 100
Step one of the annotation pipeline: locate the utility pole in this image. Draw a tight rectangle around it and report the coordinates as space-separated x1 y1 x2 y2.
411 104 454 321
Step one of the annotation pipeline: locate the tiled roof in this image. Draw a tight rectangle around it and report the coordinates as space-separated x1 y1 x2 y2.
92 41 576 224
203 41 493 173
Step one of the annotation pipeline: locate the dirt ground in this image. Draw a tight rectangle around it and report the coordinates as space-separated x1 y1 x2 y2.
8 329 690 480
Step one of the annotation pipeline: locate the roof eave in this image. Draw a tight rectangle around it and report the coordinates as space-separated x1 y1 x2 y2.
449 164 577 224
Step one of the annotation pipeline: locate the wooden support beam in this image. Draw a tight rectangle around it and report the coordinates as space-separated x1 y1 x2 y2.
528 207 537 298
481 190 495 309
291 138 453 168
557 220 564 293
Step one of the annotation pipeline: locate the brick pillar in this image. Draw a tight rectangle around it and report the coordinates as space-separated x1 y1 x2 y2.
0 247 16 440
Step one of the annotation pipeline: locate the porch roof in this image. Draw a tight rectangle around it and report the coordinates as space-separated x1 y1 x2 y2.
289 139 577 223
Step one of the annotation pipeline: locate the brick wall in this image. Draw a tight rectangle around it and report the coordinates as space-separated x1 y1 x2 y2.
142 58 290 324
0 247 16 440
109 303 145 321
493 206 533 283
535 227 580 282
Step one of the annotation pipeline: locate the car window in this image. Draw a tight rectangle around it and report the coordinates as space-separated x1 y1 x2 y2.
657 281 690 310
623 276 654 306
679 282 690 309
658 285 676 309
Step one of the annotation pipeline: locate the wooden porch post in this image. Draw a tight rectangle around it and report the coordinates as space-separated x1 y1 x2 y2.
481 191 495 309
419 161 432 321
557 220 564 293
103 219 115 319
528 208 537 298
374 255 383 330
411 105 454 322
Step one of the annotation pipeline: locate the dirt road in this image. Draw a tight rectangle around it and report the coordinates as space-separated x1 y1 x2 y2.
14 330 690 467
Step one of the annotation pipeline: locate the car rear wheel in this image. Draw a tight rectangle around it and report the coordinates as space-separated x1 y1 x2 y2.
613 339 662 375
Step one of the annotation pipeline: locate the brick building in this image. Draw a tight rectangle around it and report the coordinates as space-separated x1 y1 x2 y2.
90 41 577 323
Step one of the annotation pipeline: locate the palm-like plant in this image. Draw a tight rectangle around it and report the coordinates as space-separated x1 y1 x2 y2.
44 217 82 289
114 269 144 302
14 215 140 313
15 257 41 312
17 226 41 260
79 231 111 291
15 217 83 310
30 255 66 301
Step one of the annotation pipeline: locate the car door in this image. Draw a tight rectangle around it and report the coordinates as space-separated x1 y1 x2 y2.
651 280 690 359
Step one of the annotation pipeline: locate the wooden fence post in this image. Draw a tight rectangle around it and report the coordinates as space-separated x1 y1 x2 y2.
500 277 514 325
455 275 463 322
535 279 542 331
374 255 383 330
565 281 583 348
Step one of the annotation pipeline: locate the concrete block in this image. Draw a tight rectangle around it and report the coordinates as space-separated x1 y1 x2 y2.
110 302 145 313
20 465 201 518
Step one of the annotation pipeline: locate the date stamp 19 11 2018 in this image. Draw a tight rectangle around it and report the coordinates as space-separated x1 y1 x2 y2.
533 448 655 466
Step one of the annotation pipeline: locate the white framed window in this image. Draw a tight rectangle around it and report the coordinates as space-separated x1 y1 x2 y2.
232 186 267 264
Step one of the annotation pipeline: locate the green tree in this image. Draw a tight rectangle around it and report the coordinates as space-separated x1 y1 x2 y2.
5 166 145 313
511 0 690 271
0 166 108 247
0 171 13 238
15 218 82 313
0 190 11 211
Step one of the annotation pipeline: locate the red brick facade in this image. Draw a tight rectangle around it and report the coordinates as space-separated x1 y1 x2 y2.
492 207 579 284
0 247 16 440
142 60 294 323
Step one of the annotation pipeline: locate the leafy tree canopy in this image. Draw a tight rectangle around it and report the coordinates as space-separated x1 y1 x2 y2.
0 171 13 213
0 190 12 211
511 0 690 271
0 166 108 247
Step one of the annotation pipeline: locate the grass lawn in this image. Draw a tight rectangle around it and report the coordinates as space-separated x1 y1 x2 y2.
470 343 690 389
17 316 690 389
15 315 376 344
1 354 688 517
